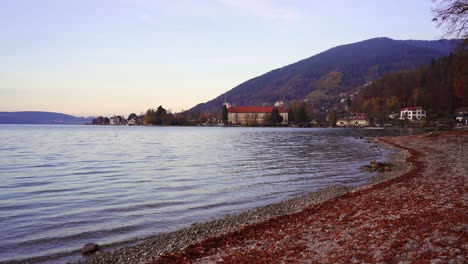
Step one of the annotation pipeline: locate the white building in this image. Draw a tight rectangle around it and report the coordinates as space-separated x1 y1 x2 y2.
336 117 369 127
400 107 426 121
127 118 136 126
388 113 399 119
274 101 284 107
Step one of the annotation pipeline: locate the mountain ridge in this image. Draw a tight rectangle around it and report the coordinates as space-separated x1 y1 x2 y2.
189 37 457 114
0 111 93 124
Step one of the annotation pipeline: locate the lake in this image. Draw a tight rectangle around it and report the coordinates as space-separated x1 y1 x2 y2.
0 125 393 263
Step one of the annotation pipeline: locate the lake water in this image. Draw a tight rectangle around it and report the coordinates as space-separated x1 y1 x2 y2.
0 125 393 263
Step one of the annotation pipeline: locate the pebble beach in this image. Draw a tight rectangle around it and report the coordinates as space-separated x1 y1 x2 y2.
79 131 467 264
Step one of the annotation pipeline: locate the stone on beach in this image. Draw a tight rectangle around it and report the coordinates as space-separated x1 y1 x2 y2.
81 243 100 255
361 160 393 172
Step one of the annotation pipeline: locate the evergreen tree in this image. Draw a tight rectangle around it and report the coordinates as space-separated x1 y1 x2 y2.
222 105 228 124
128 113 138 120
269 108 283 125
328 110 337 127
155 105 167 125
297 104 308 123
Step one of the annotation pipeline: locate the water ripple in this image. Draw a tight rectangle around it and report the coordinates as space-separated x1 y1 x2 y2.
0 125 394 263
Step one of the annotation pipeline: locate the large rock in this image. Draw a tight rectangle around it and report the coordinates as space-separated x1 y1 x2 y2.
81 243 100 255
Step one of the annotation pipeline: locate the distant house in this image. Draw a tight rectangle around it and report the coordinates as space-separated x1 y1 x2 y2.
127 118 137 126
336 117 369 127
274 101 284 107
109 116 117 125
109 115 126 125
228 106 288 125
336 113 369 127
455 107 468 125
400 107 426 120
388 113 399 119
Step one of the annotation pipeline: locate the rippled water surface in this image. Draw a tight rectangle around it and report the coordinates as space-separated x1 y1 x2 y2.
0 125 393 263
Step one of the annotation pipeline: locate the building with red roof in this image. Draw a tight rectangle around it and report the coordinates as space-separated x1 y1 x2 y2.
400 106 426 120
227 106 288 125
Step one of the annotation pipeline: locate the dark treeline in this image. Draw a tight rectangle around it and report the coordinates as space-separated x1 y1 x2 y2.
288 101 313 124
352 45 467 122
143 105 217 126
92 105 215 126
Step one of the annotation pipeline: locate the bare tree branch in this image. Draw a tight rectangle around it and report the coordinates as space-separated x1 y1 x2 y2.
432 0 468 38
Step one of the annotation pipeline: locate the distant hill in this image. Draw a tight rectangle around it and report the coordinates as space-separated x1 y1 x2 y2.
190 37 457 114
0 111 93 124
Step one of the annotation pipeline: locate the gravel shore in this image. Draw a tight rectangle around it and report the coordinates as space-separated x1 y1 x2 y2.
77 134 411 264
80 131 467 264
156 131 467 263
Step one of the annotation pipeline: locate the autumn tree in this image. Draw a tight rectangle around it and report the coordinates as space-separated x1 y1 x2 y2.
296 104 308 123
143 108 156 125
288 101 309 124
172 111 189 125
433 0 468 107
96 116 104 124
328 110 337 127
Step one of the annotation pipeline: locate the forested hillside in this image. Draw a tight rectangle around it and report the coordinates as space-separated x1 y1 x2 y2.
190 37 456 114
353 45 467 122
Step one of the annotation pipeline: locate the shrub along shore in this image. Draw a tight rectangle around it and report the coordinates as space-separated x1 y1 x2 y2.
78 131 467 264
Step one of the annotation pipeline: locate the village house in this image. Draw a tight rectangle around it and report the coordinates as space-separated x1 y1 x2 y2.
400 106 426 121
228 106 288 125
127 118 137 126
109 116 119 125
336 116 370 127
455 107 468 125
109 115 127 125
388 112 399 119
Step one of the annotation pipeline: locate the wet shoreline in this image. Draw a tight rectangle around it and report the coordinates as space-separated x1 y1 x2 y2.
77 137 410 264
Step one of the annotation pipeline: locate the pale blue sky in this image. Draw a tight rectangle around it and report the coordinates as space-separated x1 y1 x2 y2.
0 0 443 117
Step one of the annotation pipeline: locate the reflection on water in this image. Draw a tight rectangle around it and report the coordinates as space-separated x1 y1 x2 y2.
0 125 393 263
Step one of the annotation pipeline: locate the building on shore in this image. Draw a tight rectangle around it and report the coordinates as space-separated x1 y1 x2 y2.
455 107 468 125
400 107 426 121
388 112 399 119
336 116 370 127
109 115 127 125
227 106 288 125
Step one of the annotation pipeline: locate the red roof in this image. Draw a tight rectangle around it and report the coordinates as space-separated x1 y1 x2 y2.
228 106 287 113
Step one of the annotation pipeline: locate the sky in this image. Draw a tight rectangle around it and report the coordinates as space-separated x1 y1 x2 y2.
0 0 444 117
